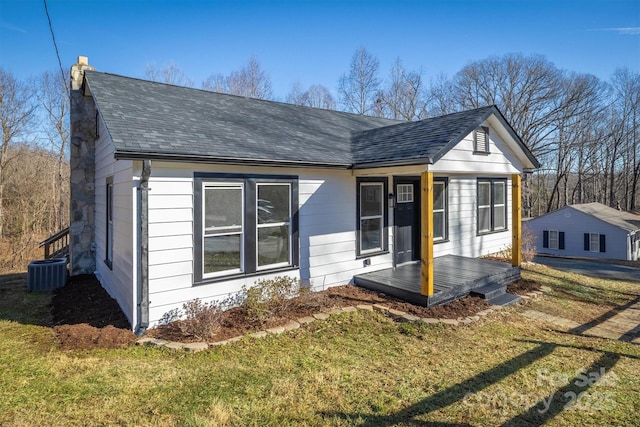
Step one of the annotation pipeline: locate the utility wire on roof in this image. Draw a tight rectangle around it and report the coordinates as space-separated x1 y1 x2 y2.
43 0 69 95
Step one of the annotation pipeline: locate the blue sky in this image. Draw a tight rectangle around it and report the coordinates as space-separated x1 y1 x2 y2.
0 0 638 99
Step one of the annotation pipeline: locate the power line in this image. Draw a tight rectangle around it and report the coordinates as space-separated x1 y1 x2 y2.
43 0 69 94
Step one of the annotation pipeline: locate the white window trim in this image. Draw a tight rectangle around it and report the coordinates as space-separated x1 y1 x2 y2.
433 180 446 242
477 179 508 234
202 182 245 278
589 233 600 253
105 177 113 268
256 183 292 271
493 181 506 231
549 230 559 250
478 181 492 234
360 182 384 254
397 184 414 203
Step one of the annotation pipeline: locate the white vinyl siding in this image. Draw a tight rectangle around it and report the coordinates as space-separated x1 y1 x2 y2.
93 114 136 328
527 206 632 260
429 120 524 175
432 176 512 259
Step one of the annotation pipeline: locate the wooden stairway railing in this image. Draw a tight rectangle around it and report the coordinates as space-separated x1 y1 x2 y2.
40 227 70 259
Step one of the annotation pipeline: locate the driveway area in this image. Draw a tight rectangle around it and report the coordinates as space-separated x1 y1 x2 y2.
533 256 640 282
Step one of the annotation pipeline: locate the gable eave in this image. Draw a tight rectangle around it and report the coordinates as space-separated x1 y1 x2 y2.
430 105 541 170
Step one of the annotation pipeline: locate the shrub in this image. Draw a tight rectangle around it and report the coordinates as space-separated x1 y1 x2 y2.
158 299 223 341
491 224 538 263
241 276 303 324
521 223 537 263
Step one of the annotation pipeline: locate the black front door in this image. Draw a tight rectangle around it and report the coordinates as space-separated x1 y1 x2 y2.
394 177 420 265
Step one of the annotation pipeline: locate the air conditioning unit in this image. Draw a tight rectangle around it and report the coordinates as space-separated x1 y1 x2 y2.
27 258 67 292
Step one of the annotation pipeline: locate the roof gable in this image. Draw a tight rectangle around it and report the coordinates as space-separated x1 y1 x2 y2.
352 105 539 170
530 203 640 232
570 203 640 232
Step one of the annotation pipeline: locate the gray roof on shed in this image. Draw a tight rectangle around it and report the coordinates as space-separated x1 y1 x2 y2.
85 71 539 169
570 203 640 233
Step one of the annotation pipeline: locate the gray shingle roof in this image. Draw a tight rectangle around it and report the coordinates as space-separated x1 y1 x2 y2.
570 203 640 232
352 106 495 167
85 71 539 169
86 71 397 167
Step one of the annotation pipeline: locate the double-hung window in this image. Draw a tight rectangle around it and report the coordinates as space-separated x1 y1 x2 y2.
203 183 244 276
433 179 448 242
105 176 113 269
477 178 507 234
584 233 606 253
543 230 565 250
549 230 559 249
195 173 298 283
357 178 388 255
257 183 291 269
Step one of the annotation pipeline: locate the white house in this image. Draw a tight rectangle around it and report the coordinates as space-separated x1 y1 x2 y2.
68 57 539 333
526 203 640 261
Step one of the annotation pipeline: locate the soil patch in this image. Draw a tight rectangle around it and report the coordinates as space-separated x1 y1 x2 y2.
508 278 541 295
52 274 137 349
52 275 540 349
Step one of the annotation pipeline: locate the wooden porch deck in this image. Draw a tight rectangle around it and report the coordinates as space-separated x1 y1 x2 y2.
354 255 521 306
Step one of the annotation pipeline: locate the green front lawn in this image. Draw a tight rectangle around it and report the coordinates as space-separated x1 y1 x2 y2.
0 266 638 426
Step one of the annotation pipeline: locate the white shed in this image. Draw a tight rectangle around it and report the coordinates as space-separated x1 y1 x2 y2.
526 203 640 261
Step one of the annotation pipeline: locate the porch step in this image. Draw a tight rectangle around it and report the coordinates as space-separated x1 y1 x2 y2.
470 283 506 300
487 293 522 307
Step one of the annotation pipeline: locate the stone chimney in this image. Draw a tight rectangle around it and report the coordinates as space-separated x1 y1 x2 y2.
71 56 94 90
69 56 97 276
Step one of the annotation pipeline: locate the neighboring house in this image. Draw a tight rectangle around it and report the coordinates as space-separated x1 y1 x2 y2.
69 57 539 333
526 203 640 261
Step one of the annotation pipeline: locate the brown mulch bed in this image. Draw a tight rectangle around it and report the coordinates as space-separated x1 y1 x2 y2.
52 275 540 350
52 275 137 350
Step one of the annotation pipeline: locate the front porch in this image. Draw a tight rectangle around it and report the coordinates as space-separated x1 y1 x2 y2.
354 255 521 306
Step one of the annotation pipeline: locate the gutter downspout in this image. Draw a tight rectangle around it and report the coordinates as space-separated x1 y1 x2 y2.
135 160 151 336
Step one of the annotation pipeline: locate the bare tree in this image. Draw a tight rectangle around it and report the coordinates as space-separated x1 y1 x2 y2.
377 58 427 121
449 53 568 157
39 70 70 231
337 47 381 114
608 68 640 210
286 83 336 110
286 81 306 105
427 73 456 117
226 56 273 99
202 73 227 93
144 62 194 87
202 56 273 100
0 69 36 237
